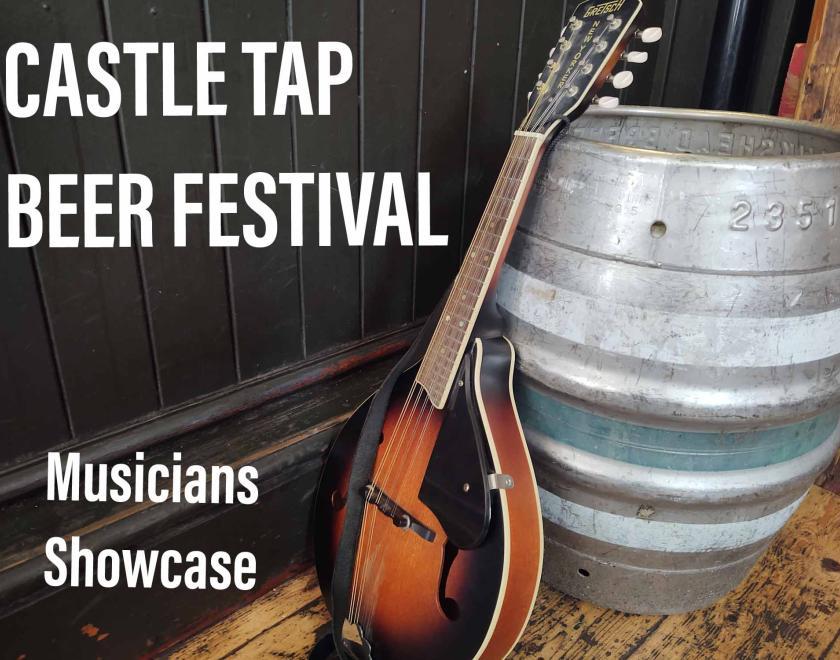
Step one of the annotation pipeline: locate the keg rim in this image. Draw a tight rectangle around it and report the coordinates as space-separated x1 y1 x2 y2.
573 106 840 163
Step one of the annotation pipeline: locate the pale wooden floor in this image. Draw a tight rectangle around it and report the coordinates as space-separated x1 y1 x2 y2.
172 486 840 659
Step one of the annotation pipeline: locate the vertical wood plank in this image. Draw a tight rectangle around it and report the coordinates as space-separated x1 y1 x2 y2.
413 0 476 317
0 111 69 465
107 0 236 406
362 0 423 336
512 0 568 128
0 0 158 438
293 0 361 355
461 0 524 256
743 1 801 114
660 0 720 108
614 0 678 107
205 0 303 378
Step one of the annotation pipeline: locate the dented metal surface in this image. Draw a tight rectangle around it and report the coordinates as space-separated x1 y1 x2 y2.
501 106 840 430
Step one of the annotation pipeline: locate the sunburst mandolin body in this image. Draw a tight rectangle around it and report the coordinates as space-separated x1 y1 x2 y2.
315 336 542 659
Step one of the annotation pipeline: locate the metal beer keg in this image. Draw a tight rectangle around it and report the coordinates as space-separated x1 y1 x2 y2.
497 107 840 614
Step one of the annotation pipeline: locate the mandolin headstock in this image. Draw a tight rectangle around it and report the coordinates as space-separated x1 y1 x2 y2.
520 0 659 138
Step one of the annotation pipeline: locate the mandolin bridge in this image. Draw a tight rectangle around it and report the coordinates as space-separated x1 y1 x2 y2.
362 484 436 543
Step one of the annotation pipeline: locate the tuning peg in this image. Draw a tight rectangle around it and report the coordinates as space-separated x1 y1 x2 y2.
622 50 649 64
548 46 556 57
636 27 663 43
609 71 634 90
593 96 619 109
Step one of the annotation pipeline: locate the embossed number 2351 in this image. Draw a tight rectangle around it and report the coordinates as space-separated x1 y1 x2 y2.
729 198 837 232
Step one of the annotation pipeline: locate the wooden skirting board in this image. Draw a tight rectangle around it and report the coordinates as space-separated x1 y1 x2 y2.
172 486 840 659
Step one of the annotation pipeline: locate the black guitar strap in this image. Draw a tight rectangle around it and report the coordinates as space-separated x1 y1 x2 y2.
321 289 450 660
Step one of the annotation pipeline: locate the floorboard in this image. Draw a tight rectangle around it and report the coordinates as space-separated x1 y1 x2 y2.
172 486 840 659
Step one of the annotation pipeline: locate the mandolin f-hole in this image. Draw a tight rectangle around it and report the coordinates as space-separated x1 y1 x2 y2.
438 541 461 621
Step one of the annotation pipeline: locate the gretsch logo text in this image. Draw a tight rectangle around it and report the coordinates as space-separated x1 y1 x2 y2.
583 0 625 17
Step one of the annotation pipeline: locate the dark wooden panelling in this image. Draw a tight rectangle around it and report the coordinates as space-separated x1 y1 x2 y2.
0 324 416 503
616 0 679 107
0 115 68 465
414 0 476 317
107 0 236 405
205 0 303 378
661 0 720 108
512 0 569 128
361 0 422 336
745 0 806 115
0 0 158 440
461 0 523 256
293 0 361 355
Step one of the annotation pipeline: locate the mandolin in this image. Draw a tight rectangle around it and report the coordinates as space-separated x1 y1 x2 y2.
314 2 656 657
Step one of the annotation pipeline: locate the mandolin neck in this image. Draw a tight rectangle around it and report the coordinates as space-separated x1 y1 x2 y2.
416 130 549 409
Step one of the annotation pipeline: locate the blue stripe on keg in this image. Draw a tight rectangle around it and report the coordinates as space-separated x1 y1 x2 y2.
516 380 840 471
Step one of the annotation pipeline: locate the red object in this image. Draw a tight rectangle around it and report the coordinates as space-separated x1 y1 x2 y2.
779 42 807 117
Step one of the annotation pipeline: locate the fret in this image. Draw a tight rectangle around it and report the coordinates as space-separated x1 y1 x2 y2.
482 218 509 234
482 213 510 228
478 226 504 239
440 321 470 338
445 303 478 320
472 230 501 244
471 231 501 245
486 202 513 214
461 257 492 270
449 293 478 307
437 325 469 342
492 194 517 204
466 242 497 255
461 253 493 267
467 240 499 255
465 250 492 264
458 254 492 268
455 274 487 289
438 338 464 353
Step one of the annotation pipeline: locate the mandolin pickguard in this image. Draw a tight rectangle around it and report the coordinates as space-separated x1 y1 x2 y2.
419 345 494 551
